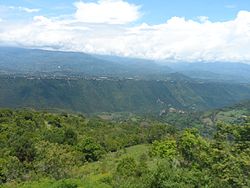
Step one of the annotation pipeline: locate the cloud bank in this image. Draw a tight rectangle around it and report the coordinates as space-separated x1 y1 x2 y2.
0 0 250 63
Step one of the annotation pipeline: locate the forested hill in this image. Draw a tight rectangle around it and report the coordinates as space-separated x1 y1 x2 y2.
1 108 249 187
1 76 250 113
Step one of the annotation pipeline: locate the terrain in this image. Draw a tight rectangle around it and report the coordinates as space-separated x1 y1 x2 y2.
1 47 250 188
1 47 250 114
1 76 250 113
0 102 250 188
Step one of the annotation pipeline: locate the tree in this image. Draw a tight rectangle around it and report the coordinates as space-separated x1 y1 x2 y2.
0 156 24 183
43 127 65 144
77 137 104 162
11 134 36 163
151 138 177 160
35 141 80 179
177 129 210 167
116 157 137 177
64 128 78 145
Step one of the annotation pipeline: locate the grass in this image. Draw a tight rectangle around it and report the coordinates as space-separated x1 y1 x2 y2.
1 178 112 188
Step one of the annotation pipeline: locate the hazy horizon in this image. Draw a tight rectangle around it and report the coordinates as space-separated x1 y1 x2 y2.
1 0 250 62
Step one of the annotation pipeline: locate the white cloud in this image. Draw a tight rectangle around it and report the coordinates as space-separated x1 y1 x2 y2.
9 6 40 13
74 0 141 24
21 7 40 13
197 16 209 23
0 1 250 63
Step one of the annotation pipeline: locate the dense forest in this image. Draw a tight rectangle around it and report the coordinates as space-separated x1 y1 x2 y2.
0 105 249 188
1 76 250 113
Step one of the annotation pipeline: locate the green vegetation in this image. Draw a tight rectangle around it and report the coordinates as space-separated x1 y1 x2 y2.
1 106 250 188
1 77 250 114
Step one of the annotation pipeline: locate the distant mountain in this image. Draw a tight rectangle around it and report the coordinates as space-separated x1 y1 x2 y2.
167 62 250 83
2 47 250 83
0 47 172 77
1 47 250 114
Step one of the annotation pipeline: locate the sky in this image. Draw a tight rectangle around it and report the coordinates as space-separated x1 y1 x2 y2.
0 0 250 62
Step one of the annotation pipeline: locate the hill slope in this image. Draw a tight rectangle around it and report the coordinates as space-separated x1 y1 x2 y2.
1 76 250 113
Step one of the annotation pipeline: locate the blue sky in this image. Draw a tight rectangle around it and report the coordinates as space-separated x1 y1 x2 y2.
0 0 250 62
1 0 250 23
131 0 250 24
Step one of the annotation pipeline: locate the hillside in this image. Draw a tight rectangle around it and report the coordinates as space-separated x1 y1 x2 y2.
201 100 250 125
1 108 249 187
1 76 250 113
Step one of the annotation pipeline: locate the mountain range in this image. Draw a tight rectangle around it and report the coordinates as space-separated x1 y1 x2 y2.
1 47 250 113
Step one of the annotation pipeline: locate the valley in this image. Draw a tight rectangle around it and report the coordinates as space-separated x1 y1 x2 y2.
1 1 250 187
1 48 250 188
